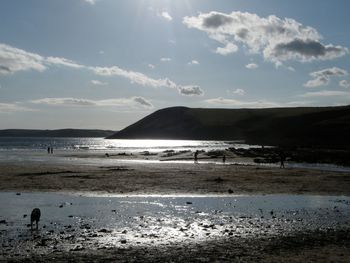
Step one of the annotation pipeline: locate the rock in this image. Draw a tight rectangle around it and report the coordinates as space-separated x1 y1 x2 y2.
0 220 7 224
16 193 21 196
98 229 112 233
23 214 27 218
228 189 234 194
186 201 193 205
121 230 127 234
120 239 127 244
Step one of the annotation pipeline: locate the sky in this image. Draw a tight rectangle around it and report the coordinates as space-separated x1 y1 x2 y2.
0 0 349 130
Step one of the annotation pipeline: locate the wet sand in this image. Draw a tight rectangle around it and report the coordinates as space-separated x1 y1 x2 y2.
0 160 349 195
1 152 350 262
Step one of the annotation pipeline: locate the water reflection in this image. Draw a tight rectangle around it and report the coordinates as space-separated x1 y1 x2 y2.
0 193 349 254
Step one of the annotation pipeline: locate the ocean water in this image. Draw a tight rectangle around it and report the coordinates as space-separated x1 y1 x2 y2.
0 137 349 172
0 137 255 153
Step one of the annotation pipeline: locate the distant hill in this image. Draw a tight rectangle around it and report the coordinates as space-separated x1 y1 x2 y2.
0 129 116 138
107 106 350 149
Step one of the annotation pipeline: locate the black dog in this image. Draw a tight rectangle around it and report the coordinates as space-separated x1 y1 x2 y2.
30 208 41 230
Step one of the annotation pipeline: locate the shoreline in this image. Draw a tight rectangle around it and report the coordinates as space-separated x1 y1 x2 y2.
1 160 350 196
1 152 350 262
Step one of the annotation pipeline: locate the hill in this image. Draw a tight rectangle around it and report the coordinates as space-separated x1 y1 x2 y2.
0 129 116 138
107 106 350 149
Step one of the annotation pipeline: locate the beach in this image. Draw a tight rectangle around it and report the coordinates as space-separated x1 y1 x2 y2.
1 150 350 262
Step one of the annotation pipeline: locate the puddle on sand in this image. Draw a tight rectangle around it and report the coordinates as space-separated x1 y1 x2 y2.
1 192 350 257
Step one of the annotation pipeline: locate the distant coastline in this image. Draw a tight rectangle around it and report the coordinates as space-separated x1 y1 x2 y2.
107 105 350 149
0 129 116 138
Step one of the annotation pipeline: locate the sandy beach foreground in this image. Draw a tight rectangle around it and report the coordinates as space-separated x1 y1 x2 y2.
1 156 350 262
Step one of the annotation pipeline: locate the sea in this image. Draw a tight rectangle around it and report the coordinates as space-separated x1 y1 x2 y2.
0 137 250 152
0 137 349 172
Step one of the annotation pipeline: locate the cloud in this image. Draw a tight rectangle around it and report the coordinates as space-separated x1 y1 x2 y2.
132 97 153 108
84 0 96 5
205 97 280 108
215 43 238 55
46 57 84 69
245 63 258 69
178 85 204 96
160 11 173 21
30 96 153 108
232 88 245 96
31 98 96 106
0 43 83 75
148 64 155 69
0 43 46 75
160 57 172 62
188 60 199 65
91 80 108 86
339 80 349 88
304 67 348 88
183 11 348 63
1 43 202 96
0 102 33 113
90 66 178 89
300 90 350 98
269 39 348 62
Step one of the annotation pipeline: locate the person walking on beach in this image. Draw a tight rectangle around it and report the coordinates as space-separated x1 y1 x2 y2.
47 146 50 154
223 154 226 164
194 150 199 163
50 146 53 154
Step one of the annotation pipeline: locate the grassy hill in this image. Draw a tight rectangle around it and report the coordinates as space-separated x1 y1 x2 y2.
107 106 350 149
0 129 116 138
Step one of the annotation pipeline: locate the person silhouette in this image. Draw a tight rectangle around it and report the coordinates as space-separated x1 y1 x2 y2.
279 151 286 168
194 150 199 163
223 154 226 164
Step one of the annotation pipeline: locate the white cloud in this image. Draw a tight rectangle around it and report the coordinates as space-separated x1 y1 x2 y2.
245 63 258 69
183 11 348 64
300 90 350 98
215 43 238 56
0 102 33 113
91 80 108 86
1 43 202 96
148 63 155 69
205 97 280 108
304 67 348 88
178 85 204 96
46 56 84 69
90 66 178 89
232 88 245 96
0 43 83 75
30 96 153 108
84 0 96 5
188 60 199 65
339 80 349 88
160 57 172 62
0 43 46 75
160 11 173 21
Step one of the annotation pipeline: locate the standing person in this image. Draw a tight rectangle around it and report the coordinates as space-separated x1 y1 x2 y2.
47 146 50 154
194 150 199 163
279 151 286 168
50 146 53 154
223 154 226 164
